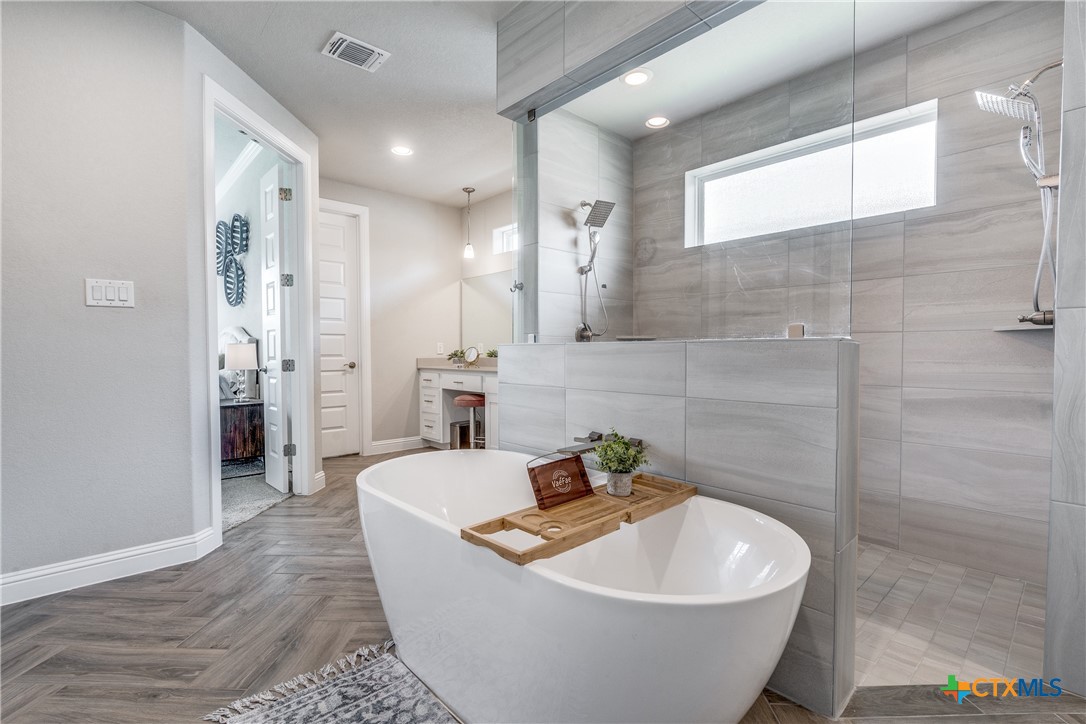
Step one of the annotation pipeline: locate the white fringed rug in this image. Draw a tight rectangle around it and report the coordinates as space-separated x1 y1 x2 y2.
203 643 456 724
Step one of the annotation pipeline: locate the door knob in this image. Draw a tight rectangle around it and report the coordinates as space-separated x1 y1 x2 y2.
344 361 357 369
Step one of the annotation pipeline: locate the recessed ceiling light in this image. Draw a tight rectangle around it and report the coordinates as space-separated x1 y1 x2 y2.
390 146 413 156
645 116 670 129
623 68 653 86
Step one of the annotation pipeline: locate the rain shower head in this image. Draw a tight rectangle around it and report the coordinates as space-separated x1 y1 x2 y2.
581 200 616 228
975 90 1036 122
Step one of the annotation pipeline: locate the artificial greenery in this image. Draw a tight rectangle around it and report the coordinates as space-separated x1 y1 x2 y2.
446 349 465 361
593 429 648 474
486 349 498 358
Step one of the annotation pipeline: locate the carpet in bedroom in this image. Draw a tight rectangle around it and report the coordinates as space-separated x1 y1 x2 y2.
222 474 290 530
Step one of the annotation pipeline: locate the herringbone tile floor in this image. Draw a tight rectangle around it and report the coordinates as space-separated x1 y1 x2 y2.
0 449 426 723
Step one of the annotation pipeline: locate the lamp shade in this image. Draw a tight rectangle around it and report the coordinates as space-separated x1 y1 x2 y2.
224 342 259 370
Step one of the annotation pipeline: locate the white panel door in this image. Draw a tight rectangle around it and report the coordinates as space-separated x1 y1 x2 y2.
318 210 360 457
260 166 289 494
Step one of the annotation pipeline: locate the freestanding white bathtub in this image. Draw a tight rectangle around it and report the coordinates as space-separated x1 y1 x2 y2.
357 450 810 724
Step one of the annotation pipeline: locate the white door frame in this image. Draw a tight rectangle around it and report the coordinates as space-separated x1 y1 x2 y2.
203 76 320 546
318 198 375 456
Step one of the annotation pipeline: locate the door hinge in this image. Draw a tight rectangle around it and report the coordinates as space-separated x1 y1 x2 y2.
280 273 294 287
283 443 297 457
279 188 293 201
282 359 296 372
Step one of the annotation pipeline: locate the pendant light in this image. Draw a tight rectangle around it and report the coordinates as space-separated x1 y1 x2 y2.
463 187 475 259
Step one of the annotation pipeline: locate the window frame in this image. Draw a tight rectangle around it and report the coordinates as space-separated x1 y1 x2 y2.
684 99 938 248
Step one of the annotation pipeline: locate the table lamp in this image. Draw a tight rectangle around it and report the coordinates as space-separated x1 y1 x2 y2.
224 342 260 402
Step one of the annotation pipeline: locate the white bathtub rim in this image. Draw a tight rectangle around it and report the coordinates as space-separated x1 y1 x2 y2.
357 452 812 607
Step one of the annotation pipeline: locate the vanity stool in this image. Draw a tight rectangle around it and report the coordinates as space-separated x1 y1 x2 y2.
454 394 486 449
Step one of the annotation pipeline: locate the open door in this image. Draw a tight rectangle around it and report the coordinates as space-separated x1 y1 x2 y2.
260 165 290 494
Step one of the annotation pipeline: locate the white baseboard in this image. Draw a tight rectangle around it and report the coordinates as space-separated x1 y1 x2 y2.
0 527 217 606
310 470 326 494
368 436 426 455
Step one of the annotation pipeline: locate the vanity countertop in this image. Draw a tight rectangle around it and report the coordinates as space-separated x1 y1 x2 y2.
416 357 498 371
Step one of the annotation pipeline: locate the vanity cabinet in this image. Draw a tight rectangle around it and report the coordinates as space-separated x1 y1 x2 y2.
418 365 499 449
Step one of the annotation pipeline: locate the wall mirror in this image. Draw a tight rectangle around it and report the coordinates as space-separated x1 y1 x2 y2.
461 269 513 352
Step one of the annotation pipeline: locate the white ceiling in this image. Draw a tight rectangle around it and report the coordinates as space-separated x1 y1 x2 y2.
564 0 985 140
149 1 517 207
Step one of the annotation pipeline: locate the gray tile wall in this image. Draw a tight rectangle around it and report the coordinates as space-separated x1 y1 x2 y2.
1045 0 1086 698
850 1 1063 585
534 109 635 343
498 338 859 717
630 66 855 340
621 2 1063 585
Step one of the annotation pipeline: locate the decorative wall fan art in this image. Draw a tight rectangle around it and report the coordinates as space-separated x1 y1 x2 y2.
216 213 250 307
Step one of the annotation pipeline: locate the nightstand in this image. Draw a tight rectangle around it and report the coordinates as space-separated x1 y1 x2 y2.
220 399 264 461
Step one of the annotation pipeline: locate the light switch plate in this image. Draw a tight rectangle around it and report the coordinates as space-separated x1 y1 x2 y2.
85 279 135 308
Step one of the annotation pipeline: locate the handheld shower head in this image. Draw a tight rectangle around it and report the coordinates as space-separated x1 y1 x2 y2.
581 200 616 229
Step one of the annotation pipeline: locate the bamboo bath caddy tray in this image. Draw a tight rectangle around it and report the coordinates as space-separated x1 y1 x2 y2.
461 473 696 565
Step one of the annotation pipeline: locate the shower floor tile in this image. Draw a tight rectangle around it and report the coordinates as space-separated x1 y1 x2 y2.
856 543 1046 687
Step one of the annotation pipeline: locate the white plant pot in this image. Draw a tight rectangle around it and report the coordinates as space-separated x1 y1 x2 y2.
606 471 634 497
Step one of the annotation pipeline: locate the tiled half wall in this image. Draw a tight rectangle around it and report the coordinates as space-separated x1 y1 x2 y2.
497 339 859 717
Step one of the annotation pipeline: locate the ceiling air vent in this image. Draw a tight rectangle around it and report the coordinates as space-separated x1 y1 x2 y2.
322 32 390 73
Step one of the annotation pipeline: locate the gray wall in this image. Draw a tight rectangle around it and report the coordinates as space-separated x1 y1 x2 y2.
498 339 858 718
2 2 318 575
848 2 1063 585
1045 0 1086 697
319 179 464 443
534 110 634 343
630 54 854 340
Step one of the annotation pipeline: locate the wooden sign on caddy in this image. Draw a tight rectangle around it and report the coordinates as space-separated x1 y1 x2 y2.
461 470 697 566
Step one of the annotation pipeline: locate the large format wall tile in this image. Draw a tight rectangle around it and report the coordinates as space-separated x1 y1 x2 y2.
852 222 904 281
702 288 789 339
496 1 567 113
687 398 838 512
634 295 701 339
903 265 1047 331
562 1 685 75
1064 0 1086 112
497 383 565 452
788 283 852 338
906 134 1057 221
1056 109 1085 309
497 344 565 387
902 329 1054 393
901 387 1052 458
899 499 1048 584
852 277 903 333
900 442 1050 522
859 385 902 441
565 389 685 479
566 341 685 396
632 115 701 190
936 77 1062 160
904 201 1044 276
687 340 839 407
699 83 789 165
906 2 1063 103
853 333 902 387
859 491 899 548
1052 308 1086 506
855 37 906 121
1044 502 1086 693
539 111 599 212
859 438 900 496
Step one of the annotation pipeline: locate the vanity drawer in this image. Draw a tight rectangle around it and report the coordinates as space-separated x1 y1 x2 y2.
420 389 441 416
419 371 440 390
420 413 441 441
441 372 483 393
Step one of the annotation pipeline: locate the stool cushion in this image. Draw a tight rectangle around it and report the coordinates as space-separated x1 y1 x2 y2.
454 394 486 407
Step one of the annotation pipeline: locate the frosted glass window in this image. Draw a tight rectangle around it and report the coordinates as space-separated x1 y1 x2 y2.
687 100 937 247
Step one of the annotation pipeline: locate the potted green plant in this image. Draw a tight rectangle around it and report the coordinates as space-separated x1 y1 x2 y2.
593 429 648 497
447 349 466 368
